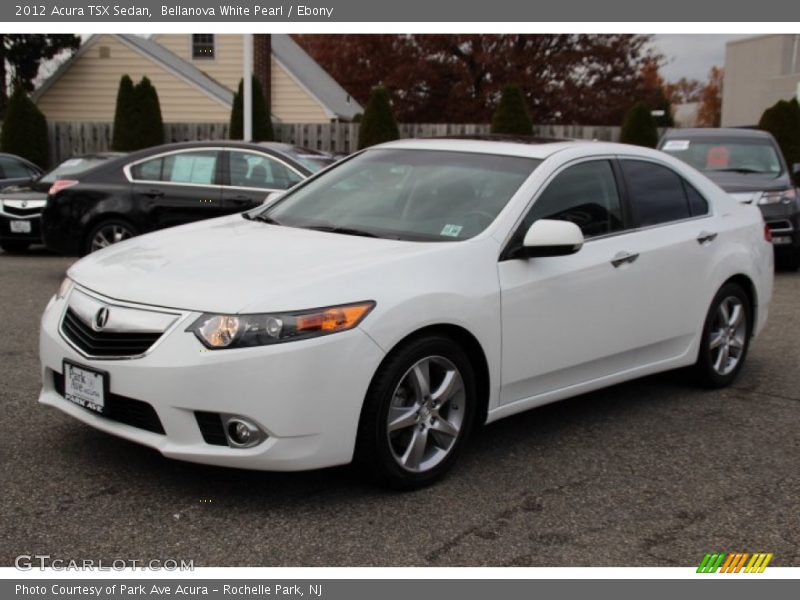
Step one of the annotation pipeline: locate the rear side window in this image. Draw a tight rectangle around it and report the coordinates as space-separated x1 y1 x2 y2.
524 160 624 238
620 160 692 226
131 151 220 185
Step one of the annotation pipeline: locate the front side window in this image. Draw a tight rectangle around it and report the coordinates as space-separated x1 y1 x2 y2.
263 149 540 241
131 151 220 185
192 34 215 59
522 160 624 239
621 160 692 227
229 151 304 190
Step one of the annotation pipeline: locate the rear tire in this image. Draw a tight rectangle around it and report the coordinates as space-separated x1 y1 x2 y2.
693 283 752 388
0 241 30 253
83 219 137 255
354 335 477 490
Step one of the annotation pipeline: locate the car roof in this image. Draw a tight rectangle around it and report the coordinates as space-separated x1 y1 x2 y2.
661 128 774 140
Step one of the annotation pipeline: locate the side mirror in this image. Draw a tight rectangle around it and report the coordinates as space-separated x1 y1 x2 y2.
517 219 584 258
792 163 800 176
262 191 283 206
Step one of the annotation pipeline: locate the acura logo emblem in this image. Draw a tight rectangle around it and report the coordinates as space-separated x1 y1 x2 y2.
93 307 110 331
21 200 28 208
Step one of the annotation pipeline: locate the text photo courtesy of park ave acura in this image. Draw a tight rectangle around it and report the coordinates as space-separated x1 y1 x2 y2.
1 27 800 574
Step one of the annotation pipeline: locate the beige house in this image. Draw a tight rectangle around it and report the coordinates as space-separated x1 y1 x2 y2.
722 35 800 127
34 34 361 124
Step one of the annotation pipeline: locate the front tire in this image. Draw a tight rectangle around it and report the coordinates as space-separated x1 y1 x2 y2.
355 335 477 490
693 283 752 388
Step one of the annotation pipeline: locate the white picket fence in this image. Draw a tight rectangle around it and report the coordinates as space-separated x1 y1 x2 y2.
46 121 623 165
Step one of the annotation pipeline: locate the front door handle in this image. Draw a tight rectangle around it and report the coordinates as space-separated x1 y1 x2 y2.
610 251 639 268
142 189 164 198
697 231 718 245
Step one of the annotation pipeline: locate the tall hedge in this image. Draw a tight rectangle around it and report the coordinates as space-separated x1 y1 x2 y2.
111 75 137 151
357 86 399 149
134 76 164 148
229 76 274 141
491 86 533 135
112 75 164 151
758 98 800 167
620 102 658 148
0 86 48 168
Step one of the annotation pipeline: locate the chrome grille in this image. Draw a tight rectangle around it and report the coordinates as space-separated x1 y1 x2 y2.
61 308 162 357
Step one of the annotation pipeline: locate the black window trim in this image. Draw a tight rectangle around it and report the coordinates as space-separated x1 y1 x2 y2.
191 34 215 60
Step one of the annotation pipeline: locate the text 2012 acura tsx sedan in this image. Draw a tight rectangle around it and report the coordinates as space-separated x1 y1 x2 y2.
39 138 773 488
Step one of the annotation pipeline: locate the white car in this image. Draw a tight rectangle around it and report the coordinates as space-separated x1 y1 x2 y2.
39 138 773 488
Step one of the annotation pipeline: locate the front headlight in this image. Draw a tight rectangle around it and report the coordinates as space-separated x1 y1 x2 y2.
759 188 797 205
187 301 376 349
56 277 73 300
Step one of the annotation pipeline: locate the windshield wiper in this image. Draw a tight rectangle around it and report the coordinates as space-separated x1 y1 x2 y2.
305 225 379 238
243 212 282 225
711 167 771 174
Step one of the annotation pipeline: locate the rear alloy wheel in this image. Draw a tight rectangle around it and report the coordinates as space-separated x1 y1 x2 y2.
694 283 752 388
355 336 477 489
85 220 137 255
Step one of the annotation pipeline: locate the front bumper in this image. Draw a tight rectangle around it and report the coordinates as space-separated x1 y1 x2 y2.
0 213 42 243
39 289 386 471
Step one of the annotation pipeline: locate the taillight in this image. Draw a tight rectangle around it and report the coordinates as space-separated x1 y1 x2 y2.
764 224 773 243
48 179 79 196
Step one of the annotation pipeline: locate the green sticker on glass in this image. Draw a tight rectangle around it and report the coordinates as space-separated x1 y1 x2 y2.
440 224 463 237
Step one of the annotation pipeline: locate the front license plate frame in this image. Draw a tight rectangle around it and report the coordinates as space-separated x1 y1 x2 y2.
63 360 109 415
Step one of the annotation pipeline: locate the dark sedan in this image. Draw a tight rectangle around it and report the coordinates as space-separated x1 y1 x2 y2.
41 141 336 256
0 153 122 253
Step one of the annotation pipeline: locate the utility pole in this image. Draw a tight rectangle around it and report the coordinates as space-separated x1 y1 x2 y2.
243 34 253 141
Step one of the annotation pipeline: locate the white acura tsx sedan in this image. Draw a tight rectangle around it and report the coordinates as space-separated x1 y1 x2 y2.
39 138 773 488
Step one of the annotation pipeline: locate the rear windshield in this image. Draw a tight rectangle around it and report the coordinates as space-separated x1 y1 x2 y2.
660 138 782 176
40 157 112 183
282 148 338 172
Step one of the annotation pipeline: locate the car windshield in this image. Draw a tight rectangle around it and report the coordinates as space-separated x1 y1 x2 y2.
260 148 540 241
40 157 112 183
661 138 783 176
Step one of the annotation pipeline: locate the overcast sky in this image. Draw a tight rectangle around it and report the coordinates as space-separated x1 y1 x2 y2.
652 34 751 81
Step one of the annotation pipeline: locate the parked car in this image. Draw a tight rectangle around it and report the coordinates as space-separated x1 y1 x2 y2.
41 141 336 256
0 152 43 189
0 153 123 253
39 138 772 488
659 128 800 268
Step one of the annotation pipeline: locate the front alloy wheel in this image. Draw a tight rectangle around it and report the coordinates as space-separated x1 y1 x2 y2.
356 335 477 489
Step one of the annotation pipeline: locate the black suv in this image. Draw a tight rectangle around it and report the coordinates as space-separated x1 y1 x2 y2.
659 128 800 268
41 141 335 256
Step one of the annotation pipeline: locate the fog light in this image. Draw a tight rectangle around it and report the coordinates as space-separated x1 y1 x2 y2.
225 417 265 448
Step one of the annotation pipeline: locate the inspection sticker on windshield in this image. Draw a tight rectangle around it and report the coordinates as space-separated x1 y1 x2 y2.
663 140 690 151
441 224 463 237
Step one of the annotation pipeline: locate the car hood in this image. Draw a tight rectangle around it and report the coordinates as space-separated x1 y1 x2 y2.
0 185 47 201
68 215 449 313
702 171 789 193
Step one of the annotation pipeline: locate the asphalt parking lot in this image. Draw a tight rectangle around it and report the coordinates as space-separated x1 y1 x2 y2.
1 248 798 568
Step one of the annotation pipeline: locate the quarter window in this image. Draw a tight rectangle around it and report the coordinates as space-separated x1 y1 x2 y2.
229 151 304 190
683 181 710 217
620 160 692 226
523 160 624 238
192 34 215 59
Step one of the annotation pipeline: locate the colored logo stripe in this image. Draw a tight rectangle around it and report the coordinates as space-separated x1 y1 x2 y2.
697 552 773 573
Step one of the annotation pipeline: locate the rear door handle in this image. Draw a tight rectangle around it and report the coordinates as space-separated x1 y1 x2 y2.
142 189 164 198
610 251 639 268
697 231 718 245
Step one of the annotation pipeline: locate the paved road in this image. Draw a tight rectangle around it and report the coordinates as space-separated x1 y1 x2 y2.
1 248 798 567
